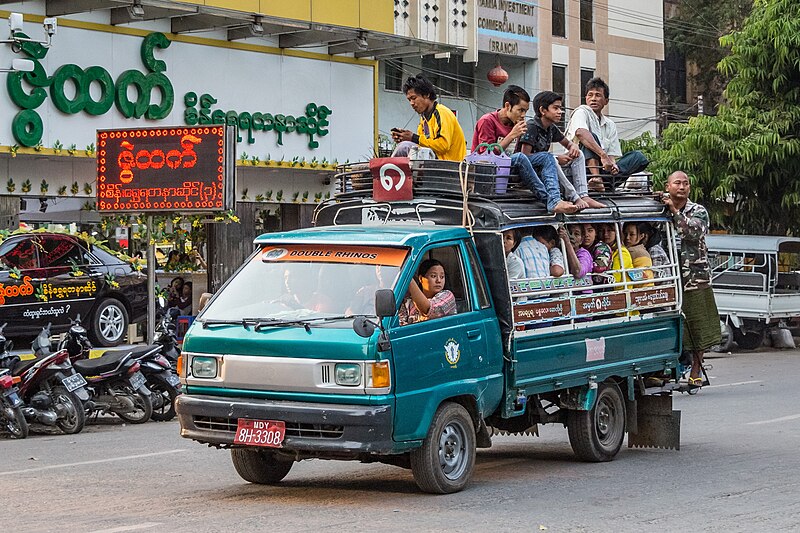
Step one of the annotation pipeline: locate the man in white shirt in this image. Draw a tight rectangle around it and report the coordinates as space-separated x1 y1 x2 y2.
565 77 648 191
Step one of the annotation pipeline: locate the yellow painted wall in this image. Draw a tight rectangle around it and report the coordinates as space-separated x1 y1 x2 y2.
177 0 392 32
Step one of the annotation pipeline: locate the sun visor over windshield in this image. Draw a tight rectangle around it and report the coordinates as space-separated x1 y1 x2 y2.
259 245 408 266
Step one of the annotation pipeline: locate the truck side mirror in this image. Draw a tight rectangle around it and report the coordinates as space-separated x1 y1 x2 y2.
374 289 396 318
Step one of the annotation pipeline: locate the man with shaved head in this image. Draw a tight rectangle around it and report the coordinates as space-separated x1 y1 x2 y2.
663 171 720 388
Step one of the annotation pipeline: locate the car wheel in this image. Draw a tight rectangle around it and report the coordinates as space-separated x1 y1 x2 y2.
90 298 129 347
567 382 626 462
410 402 476 494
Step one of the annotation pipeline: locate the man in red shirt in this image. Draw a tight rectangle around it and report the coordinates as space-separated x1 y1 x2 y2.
472 86 575 214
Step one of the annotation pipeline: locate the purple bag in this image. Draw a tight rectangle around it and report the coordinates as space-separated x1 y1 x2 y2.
466 142 511 194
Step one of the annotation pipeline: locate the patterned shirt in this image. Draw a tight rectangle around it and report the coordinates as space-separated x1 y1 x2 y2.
590 241 613 285
518 117 564 154
399 290 457 325
516 236 551 279
670 199 711 290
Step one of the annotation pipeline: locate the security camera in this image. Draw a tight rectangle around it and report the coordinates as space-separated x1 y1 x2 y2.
9 12 24 33
43 17 57 37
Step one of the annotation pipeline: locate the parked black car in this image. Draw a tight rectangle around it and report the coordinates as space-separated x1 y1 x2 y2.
0 232 146 346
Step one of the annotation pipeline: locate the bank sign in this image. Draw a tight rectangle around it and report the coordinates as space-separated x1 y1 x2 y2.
477 0 538 58
1 26 373 162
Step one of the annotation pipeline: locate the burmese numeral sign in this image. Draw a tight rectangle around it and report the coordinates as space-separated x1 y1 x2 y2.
96 126 229 213
370 157 412 202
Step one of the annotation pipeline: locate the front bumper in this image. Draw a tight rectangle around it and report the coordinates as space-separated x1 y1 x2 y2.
176 394 395 454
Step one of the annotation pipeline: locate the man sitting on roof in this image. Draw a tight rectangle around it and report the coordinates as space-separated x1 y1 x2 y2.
391 74 466 162
565 77 649 191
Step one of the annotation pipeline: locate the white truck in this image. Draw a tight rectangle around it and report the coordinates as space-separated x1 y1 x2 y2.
707 235 800 350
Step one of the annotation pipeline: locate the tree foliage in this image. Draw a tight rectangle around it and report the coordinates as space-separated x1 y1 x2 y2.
651 0 800 235
664 0 752 110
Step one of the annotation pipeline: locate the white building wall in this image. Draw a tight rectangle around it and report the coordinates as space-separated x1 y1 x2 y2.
607 53 657 138
607 0 663 43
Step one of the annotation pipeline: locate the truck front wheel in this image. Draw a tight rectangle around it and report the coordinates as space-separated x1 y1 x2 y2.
567 382 626 462
231 449 294 484
410 402 476 494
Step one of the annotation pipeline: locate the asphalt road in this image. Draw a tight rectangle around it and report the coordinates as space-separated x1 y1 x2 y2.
2 347 799 533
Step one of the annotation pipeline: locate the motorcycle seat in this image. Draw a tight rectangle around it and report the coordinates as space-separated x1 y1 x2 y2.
99 345 160 360
73 351 131 375
13 357 38 375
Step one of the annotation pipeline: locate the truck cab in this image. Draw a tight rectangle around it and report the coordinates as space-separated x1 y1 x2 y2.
177 159 684 493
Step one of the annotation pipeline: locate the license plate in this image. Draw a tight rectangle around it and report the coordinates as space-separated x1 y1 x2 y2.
4 390 21 407
166 373 181 387
62 373 87 393
233 419 286 448
129 371 146 390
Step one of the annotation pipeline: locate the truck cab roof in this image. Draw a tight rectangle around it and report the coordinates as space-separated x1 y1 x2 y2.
254 224 472 248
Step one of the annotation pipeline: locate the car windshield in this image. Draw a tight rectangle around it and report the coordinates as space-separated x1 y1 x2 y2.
200 244 407 325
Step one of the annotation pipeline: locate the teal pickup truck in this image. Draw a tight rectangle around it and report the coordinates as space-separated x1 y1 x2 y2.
176 161 683 493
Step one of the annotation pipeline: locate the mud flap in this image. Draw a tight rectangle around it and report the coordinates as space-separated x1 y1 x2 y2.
627 395 681 450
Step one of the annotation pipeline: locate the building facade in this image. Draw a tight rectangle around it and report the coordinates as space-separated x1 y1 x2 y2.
379 0 664 146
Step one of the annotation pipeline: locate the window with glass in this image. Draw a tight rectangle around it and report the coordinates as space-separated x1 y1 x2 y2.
421 55 475 99
0 238 37 270
580 68 595 101
552 0 566 37
552 64 567 129
385 58 404 92
580 0 594 42
39 236 94 268
200 245 407 324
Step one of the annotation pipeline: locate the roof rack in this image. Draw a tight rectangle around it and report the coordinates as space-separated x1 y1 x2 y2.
315 159 665 230
331 159 654 202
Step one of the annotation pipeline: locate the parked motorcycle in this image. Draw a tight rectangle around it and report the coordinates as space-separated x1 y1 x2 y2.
0 368 27 439
48 316 154 424
141 297 182 421
0 323 88 434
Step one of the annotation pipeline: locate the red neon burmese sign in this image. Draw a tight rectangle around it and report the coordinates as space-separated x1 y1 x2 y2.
96 126 226 213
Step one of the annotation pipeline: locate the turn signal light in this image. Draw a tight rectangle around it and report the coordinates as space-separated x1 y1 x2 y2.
177 354 184 378
369 361 390 389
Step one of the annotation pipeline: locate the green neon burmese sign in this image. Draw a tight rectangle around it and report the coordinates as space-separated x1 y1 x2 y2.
6 32 330 149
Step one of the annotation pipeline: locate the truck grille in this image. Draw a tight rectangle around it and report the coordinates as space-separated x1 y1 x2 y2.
193 416 344 439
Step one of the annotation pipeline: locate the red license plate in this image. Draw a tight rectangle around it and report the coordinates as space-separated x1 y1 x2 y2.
233 419 286 448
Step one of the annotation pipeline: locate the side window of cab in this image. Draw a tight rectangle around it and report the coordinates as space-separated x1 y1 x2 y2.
398 244 470 326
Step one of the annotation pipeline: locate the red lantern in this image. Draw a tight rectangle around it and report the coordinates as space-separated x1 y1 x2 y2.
487 64 509 87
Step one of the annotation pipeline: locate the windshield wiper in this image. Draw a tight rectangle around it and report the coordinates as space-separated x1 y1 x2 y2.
201 318 264 329
202 315 362 331
253 315 360 332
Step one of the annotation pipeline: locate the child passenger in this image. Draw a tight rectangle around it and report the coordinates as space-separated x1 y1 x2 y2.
503 229 525 280
583 223 612 287
532 225 565 277
623 222 654 285
559 224 593 291
598 223 633 286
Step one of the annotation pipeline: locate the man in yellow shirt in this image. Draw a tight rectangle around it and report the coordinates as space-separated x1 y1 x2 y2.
391 74 466 161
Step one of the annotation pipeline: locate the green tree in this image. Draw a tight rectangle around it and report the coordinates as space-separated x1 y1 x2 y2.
652 0 800 235
665 0 753 110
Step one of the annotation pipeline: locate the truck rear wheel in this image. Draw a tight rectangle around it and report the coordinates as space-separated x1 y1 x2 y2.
567 382 625 462
410 402 476 494
733 327 765 350
231 449 294 484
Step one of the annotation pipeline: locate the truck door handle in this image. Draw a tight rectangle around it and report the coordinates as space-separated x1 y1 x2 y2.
467 329 481 340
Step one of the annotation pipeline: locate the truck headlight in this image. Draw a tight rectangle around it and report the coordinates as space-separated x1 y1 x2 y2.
334 363 362 386
191 356 218 378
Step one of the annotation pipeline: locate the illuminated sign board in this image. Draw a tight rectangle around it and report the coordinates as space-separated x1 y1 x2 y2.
96 126 233 213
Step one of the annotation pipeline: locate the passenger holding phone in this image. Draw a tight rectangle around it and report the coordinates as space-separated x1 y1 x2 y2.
390 74 466 161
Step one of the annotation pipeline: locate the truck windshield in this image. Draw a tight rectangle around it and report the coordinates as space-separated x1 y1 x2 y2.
200 244 407 324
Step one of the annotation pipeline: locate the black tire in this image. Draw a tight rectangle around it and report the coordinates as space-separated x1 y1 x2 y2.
231 449 294 484
116 390 153 424
410 402 476 494
734 327 765 350
3 403 29 439
148 374 179 422
712 321 734 353
567 382 626 462
52 385 86 435
90 298 129 347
